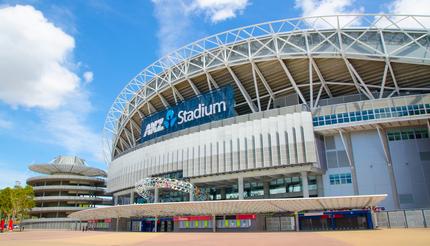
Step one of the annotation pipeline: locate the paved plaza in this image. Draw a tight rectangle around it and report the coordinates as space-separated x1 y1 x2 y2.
1 229 430 246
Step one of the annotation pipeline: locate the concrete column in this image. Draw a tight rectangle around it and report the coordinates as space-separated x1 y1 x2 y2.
189 185 194 202
301 171 309 198
116 217 119 232
238 176 244 200
220 188 226 200
212 215 216 232
316 175 324 197
295 212 300 231
114 195 118 205
154 217 158 232
371 208 378 229
130 192 134 204
263 181 270 198
154 188 159 203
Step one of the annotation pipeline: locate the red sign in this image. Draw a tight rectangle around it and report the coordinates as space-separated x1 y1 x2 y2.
104 218 112 223
174 216 212 221
236 214 256 220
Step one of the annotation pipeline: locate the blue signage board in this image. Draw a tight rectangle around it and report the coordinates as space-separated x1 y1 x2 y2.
140 85 235 143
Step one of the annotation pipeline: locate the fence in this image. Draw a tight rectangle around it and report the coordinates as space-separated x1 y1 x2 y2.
376 209 430 228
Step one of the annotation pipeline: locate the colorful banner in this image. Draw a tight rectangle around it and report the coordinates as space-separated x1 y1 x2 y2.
140 85 235 143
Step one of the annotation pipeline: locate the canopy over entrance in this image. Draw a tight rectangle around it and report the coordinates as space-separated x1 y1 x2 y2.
69 195 386 220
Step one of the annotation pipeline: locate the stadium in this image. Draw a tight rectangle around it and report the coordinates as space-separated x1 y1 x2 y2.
70 14 430 232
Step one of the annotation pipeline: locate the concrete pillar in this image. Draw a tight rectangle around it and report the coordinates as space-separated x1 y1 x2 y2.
220 188 226 200
316 175 324 197
114 195 118 205
189 185 194 202
295 212 300 231
130 192 134 204
154 188 159 203
212 215 216 232
301 171 309 198
263 181 270 199
238 176 244 200
116 217 119 232
371 208 378 229
154 217 158 232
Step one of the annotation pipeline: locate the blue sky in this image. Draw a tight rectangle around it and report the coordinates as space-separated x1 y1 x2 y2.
0 0 428 188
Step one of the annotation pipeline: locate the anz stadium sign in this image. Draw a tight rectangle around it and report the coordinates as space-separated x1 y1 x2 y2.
140 85 235 143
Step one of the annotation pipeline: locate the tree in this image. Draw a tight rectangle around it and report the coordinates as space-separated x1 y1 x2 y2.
0 188 13 220
0 185 35 223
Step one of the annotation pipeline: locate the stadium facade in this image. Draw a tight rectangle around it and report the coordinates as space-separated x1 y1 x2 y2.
71 14 430 232
23 156 110 230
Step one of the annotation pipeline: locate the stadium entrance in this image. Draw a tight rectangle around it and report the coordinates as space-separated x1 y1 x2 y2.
299 210 373 231
70 195 385 232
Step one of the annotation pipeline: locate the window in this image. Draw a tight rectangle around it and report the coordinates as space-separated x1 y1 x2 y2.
313 103 430 127
387 128 429 141
244 182 264 198
329 173 352 185
269 178 286 194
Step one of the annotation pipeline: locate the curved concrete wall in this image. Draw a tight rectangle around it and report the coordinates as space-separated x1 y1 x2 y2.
108 111 317 193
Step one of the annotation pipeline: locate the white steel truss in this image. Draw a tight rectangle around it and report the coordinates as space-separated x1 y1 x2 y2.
104 14 430 163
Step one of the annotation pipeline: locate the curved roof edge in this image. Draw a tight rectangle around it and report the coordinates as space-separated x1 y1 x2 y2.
103 14 430 163
29 155 107 177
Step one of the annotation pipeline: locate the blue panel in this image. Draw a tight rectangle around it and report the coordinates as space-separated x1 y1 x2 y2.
140 85 235 143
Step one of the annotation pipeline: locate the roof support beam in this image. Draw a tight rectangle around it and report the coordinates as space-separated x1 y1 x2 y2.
147 101 157 114
128 121 136 145
387 61 400 96
123 126 135 147
344 58 375 99
252 61 275 101
379 63 389 98
379 30 400 96
338 130 359 195
376 126 400 209
130 118 141 135
136 108 145 119
278 58 308 107
170 85 184 104
251 61 262 111
186 77 201 95
310 58 333 98
157 93 170 109
314 85 324 108
226 66 258 113
309 58 313 109
206 71 219 90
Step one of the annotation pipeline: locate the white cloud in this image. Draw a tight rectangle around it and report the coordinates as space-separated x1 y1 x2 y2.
0 5 103 163
0 5 79 109
0 161 32 189
152 0 249 55
191 0 248 23
83 71 94 83
295 0 364 28
384 0 430 28
0 113 12 129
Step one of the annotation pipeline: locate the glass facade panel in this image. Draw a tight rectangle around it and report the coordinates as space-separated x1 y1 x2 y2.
329 173 352 185
387 128 429 141
313 103 430 127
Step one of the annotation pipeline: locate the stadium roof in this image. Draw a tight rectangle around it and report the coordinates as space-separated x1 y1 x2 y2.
29 155 107 177
104 14 430 161
69 194 386 220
